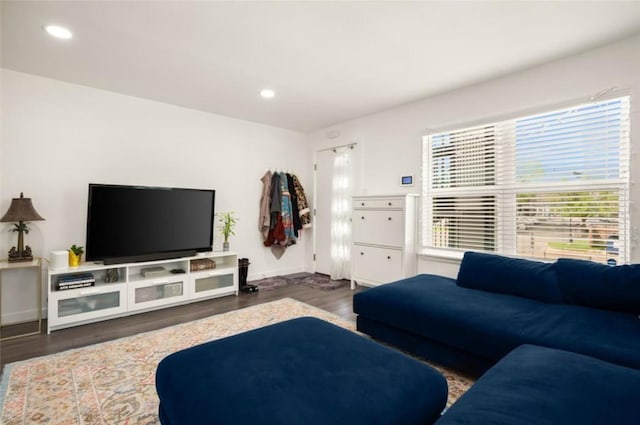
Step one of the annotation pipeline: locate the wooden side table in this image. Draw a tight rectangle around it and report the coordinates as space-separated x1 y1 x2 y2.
0 258 43 340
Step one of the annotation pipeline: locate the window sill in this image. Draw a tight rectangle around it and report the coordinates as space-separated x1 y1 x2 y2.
418 249 464 264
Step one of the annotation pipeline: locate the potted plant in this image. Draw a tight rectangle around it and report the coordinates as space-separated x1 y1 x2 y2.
68 244 84 267
218 212 237 251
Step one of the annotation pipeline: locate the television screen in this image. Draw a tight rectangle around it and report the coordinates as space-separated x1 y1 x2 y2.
86 184 215 263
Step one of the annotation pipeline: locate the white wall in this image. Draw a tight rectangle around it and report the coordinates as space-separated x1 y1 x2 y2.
308 34 640 277
0 70 313 323
3 35 639 322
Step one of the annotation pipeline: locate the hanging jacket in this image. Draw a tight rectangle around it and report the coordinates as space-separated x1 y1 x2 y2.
264 173 283 247
279 172 296 245
259 171 272 240
269 173 282 230
264 212 285 247
286 173 302 237
292 174 311 228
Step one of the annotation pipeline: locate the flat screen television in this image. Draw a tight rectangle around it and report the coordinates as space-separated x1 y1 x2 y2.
86 184 215 264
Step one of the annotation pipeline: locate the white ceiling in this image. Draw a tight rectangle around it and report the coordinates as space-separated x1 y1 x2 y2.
2 1 640 132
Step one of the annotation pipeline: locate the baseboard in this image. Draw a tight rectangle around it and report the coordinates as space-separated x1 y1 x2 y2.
1 307 48 324
247 265 307 282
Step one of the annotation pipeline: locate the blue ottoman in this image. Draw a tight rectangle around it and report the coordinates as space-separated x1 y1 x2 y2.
436 344 640 425
156 317 448 425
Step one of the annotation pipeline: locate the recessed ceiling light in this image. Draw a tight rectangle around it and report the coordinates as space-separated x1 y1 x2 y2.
43 25 73 40
260 89 275 99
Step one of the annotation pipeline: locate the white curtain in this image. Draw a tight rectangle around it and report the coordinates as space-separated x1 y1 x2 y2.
330 147 353 280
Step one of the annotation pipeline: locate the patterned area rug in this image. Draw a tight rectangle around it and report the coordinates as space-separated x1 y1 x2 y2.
298 274 349 290
252 273 349 291
249 276 292 290
0 298 473 424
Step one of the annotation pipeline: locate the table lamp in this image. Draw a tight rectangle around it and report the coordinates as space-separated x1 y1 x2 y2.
0 192 45 262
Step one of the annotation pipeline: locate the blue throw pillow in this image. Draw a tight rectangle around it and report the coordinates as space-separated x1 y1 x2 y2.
556 258 640 314
457 251 564 303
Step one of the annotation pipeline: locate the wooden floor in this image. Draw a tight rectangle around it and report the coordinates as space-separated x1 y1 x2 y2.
0 283 363 369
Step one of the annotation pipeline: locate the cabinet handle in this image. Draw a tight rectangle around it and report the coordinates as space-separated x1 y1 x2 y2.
152 278 169 285
80 288 107 295
361 216 365 220
360 252 364 255
387 256 391 260
387 217 392 221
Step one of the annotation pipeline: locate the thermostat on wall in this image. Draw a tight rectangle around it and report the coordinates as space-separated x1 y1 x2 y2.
401 175 414 186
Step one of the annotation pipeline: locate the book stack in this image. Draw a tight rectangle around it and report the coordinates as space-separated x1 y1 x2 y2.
56 273 96 291
190 258 216 272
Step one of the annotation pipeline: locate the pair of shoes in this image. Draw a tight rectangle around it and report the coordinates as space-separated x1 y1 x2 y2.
241 284 259 293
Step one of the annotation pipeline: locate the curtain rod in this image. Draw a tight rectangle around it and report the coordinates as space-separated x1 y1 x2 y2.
316 142 356 153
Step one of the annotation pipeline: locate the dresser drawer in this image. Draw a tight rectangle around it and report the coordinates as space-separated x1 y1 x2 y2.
352 245 402 284
353 210 404 246
353 198 404 210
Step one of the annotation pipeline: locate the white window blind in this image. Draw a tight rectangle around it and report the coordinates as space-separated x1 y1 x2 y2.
423 96 630 264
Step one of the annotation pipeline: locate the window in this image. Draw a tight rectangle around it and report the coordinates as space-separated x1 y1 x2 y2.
422 96 630 264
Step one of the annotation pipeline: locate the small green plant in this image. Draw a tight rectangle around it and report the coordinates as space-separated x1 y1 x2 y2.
218 212 237 243
69 244 84 256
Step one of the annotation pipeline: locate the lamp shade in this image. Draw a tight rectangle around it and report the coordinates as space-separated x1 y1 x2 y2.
0 192 45 222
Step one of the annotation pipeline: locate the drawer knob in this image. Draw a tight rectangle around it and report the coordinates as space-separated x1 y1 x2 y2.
388 202 392 206
387 217 392 221
387 256 391 260
361 202 365 206
361 216 365 220
360 252 364 255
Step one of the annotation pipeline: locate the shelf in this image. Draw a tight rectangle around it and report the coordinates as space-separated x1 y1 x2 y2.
50 266 126 291
47 252 238 333
128 271 185 284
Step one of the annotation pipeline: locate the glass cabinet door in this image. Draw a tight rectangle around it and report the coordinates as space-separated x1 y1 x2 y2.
129 278 188 311
193 273 234 296
57 290 122 318
135 281 184 304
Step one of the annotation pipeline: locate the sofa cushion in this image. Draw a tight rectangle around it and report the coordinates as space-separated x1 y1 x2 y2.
354 274 546 361
456 252 563 303
435 345 640 425
556 258 640 314
530 303 640 370
354 274 640 370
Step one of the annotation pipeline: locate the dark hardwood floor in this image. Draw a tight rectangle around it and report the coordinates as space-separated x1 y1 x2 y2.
0 283 364 369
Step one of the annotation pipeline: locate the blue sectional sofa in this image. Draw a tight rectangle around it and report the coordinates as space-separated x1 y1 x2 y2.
354 252 640 375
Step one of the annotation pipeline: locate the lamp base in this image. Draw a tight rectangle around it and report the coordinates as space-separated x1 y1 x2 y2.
8 256 34 263
8 245 34 263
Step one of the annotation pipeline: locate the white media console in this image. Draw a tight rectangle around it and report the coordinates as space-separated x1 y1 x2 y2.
47 251 238 333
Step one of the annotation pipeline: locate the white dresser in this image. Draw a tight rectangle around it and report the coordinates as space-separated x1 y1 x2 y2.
351 194 418 289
